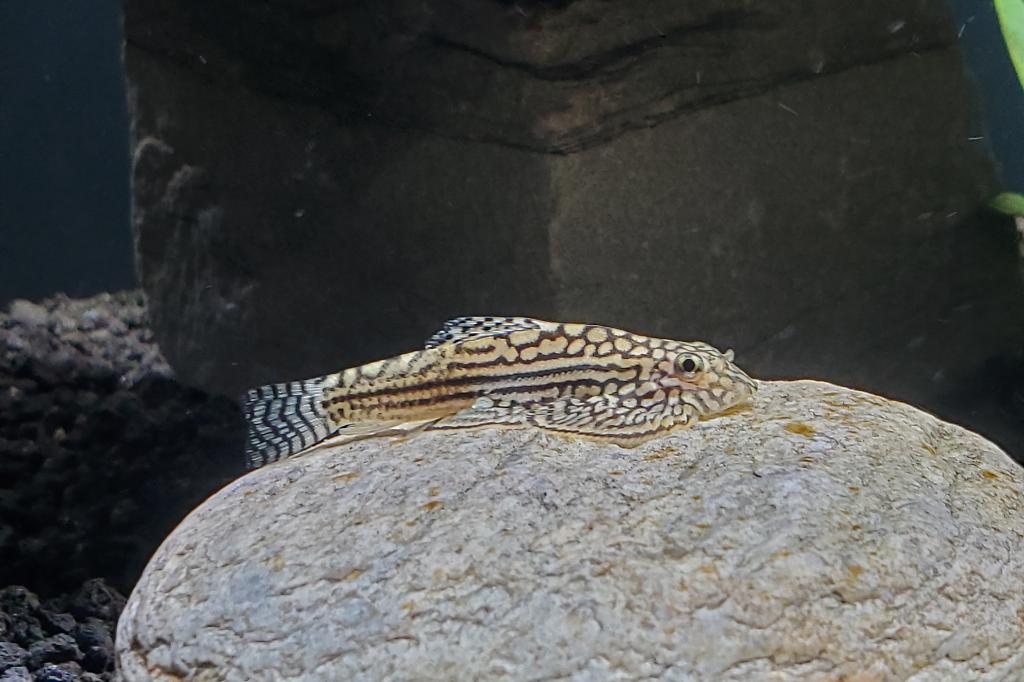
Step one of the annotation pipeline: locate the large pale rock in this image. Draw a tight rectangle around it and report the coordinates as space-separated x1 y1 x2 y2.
123 2 1024 464
116 381 1024 680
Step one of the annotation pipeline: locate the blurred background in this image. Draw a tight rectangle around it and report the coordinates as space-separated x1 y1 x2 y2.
1 0 1021 306
0 0 133 304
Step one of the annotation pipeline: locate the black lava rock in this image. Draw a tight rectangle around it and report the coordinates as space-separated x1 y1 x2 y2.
0 582 122 682
0 666 31 682
31 662 81 682
72 620 112 675
0 641 28 672
25 635 81 669
1 291 244 595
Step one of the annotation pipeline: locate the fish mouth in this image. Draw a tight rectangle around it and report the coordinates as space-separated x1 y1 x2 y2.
731 373 758 401
735 369 758 393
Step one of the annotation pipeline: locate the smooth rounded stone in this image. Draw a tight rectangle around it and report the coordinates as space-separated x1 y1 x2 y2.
116 380 1024 681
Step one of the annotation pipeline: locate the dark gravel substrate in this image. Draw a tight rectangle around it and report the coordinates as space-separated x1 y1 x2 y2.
0 290 245 597
0 579 123 681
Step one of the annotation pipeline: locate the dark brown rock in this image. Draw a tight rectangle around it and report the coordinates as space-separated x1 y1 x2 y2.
124 1 1024 456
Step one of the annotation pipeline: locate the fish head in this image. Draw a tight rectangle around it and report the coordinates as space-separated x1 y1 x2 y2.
664 342 757 417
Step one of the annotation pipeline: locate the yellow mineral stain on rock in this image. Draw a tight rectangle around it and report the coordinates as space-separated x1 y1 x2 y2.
422 500 444 511
785 422 816 437
981 470 999 480
608 470 624 476
717 403 754 418
343 569 362 581
331 471 360 482
643 446 676 461
847 564 863 579
405 520 417 527
848 486 860 493
921 443 937 455
692 495 702 501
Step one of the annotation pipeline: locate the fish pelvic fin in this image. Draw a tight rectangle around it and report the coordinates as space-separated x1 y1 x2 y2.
242 377 336 468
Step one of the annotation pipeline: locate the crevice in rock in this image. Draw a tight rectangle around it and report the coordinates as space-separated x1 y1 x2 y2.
125 33 956 156
424 8 755 83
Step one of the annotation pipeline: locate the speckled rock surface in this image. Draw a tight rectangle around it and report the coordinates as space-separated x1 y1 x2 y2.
116 380 1024 681
0 292 243 594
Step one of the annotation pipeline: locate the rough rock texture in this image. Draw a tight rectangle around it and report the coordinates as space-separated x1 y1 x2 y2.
123 0 1024 460
117 380 1024 681
0 292 244 594
0 581 124 682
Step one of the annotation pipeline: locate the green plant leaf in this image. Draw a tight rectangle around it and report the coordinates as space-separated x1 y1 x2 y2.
996 0 1024 90
990 192 1024 215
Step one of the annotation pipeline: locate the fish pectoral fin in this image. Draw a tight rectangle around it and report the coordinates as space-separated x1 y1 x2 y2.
423 316 544 348
432 396 532 430
387 417 444 442
524 395 685 445
428 393 688 447
319 418 438 447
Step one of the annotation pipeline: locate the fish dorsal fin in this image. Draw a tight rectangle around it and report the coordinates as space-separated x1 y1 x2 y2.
424 316 543 348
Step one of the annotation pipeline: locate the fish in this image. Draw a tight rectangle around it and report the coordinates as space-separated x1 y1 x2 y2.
242 316 758 468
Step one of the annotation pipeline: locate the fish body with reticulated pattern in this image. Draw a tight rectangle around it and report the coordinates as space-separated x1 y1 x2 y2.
243 317 757 467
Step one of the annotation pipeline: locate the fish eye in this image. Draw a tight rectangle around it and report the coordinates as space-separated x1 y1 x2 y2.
676 354 703 374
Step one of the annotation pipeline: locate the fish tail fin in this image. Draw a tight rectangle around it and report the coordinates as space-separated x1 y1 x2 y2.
242 377 336 468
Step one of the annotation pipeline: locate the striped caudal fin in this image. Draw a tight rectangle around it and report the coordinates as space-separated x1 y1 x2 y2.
242 378 335 468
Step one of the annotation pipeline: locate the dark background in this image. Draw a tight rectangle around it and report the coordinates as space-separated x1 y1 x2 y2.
1 0 133 304
0 0 1021 305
